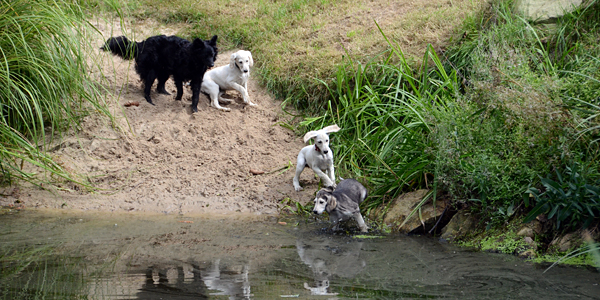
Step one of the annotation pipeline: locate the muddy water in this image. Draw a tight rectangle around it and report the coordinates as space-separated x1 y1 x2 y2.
1 210 599 299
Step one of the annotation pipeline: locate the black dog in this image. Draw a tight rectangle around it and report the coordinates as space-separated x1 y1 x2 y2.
102 34 218 112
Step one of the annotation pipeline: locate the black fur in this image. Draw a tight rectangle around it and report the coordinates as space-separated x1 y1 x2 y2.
101 34 218 112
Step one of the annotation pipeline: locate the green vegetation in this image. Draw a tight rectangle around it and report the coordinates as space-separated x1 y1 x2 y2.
303 0 600 233
458 225 531 255
83 0 483 112
437 0 600 230
0 0 113 187
3 0 600 257
0 245 89 299
536 243 600 270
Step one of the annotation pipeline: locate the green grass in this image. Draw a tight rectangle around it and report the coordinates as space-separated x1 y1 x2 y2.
4 0 600 238
89 0 600 232
295 0 600 232
0 0 114 188
84 0 485 112
429 0 600 229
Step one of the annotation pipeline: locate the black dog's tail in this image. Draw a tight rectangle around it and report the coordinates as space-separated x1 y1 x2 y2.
101 36 138 60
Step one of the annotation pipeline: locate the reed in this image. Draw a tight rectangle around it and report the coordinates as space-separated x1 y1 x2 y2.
0 0 112 186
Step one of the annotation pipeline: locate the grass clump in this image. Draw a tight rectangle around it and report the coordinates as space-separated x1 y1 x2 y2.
0 0 111 187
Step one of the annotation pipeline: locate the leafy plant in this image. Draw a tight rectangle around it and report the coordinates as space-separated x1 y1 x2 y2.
524 162 600 230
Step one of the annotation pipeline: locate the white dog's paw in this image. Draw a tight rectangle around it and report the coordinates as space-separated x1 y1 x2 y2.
293 184 303 191
212 104 231 112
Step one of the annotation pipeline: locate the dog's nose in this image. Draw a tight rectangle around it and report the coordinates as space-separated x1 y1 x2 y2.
323 150 328 154
312 210 318 214
243 69 249 73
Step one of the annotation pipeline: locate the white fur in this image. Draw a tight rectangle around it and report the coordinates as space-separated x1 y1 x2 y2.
293 125 341 191
201 50 255 111
313 196 328 214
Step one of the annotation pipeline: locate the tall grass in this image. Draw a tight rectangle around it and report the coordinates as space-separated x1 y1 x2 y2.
302 0 600 231
301 25 460 211
0 0 111 186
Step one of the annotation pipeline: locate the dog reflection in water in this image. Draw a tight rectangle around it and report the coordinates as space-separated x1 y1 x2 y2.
201 259 251 299
136 260 251 299
296 237 366 296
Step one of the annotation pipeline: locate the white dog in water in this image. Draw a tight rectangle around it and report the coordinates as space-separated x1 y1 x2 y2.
201 50 255 111
293 125 341 191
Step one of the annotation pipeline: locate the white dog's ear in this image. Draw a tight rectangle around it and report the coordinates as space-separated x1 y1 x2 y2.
302 124 341 143
322 124 341 134
326 196 337 213
248 51 254 67
303 130 319 143
229 53 237 69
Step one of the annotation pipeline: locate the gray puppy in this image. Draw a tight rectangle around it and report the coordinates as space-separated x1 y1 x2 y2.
313 179 368 232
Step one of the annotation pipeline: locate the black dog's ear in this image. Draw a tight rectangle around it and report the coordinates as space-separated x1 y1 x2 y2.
208 35 218 46
323 185 334 193
326 196 337 213
192 38 205 49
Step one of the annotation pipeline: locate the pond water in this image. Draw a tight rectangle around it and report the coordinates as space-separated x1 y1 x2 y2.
1 210 599 299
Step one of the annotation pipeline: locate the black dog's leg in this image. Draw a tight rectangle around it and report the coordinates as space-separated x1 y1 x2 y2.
190 79 201 113
156 73 171 95
143 70 157 105
174 79 184 101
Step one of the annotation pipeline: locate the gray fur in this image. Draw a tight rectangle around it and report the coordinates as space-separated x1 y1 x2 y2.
313 179 368 232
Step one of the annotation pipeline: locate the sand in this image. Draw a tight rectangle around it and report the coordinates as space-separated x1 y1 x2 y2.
0 19 323 216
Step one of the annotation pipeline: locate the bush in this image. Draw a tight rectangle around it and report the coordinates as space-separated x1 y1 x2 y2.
524 162 600 230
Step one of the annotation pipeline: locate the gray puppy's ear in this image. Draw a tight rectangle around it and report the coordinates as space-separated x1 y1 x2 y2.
324 185 335 192
326 196 337 213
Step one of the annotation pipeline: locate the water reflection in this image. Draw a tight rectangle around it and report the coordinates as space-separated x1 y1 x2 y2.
296 236 365 296
201 259 251 299
136 264 208 299
131 261 251 300
1 211 599 299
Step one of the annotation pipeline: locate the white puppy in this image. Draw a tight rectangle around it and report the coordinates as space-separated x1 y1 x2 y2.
201 50 255 111
293 125 341 191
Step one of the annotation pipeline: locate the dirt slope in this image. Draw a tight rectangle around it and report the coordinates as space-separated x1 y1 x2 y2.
0 19 322 215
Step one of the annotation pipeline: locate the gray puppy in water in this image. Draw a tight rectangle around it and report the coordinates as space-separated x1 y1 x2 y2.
313 179 368 232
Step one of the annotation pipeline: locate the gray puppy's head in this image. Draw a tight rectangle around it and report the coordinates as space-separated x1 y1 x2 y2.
313 186 336 214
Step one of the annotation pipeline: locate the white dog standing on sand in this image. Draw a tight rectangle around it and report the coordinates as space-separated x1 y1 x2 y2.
293 125 341 191
201 50 255 111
